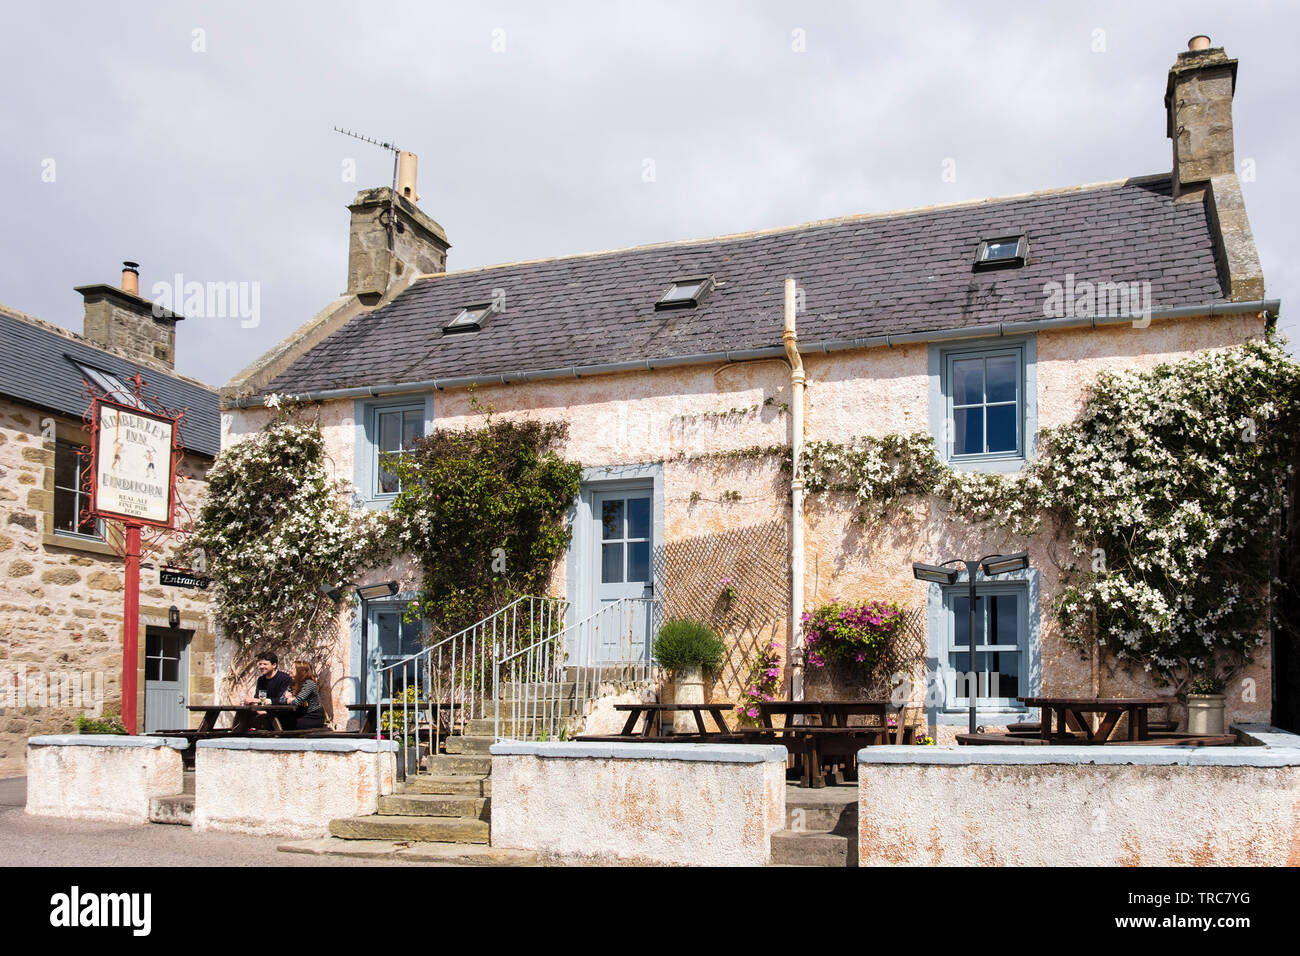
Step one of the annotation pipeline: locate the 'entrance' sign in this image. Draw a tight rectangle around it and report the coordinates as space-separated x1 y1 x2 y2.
160 568 210 590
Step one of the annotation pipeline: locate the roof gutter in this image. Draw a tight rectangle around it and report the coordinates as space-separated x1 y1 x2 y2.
227 298 1280 408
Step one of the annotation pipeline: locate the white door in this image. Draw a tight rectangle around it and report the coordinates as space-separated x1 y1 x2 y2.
589 489 653 662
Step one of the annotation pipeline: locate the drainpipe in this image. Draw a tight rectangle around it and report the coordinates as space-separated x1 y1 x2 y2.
783 277 806 701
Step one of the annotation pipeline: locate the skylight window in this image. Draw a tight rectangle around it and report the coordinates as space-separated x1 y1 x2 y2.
68 358 147 409
974 236 1028 271
655 275 715 311
444 302 497 334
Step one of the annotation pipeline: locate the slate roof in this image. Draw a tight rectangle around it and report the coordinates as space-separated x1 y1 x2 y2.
265 175 1228 396
0 309 221 457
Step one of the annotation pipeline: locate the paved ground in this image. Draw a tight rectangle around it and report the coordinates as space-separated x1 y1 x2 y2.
0 776 426 867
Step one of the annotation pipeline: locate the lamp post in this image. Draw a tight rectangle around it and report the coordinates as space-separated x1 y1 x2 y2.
912 552 1029 736
322 580 399 707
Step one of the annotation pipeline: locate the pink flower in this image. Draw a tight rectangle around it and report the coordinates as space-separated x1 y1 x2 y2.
746 707 759 718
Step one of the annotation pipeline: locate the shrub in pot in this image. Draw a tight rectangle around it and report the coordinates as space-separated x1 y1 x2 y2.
1186 674 1227 736
653 619 726 734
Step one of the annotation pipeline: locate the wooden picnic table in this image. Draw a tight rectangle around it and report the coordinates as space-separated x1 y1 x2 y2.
188 704 298 733
613 702 737 738
752 700 900 787
756 699 891 728
1017 696 1173 743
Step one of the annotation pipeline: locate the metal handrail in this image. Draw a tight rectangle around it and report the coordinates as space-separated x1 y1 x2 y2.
373 595 567 776
493 596 661 742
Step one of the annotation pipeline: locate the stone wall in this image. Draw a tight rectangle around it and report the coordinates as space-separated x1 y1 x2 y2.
0 397 217 774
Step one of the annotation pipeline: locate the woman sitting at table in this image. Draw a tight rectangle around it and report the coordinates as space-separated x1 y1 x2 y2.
284 661 326 730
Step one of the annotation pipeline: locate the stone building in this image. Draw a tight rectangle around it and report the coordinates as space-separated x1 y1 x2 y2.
0 267 220 774
221 40 1279 738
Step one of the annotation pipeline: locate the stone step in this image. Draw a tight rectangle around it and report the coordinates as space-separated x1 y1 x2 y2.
443 735 494 755
403 774 492 796
149 793 194 826
425 754 492 775
483 700 579 718
465 717 580 737
330 814 490 844
498 681 577 697
278 837 536 866
785 786 858 832
378 793 490 820
770 830 857 867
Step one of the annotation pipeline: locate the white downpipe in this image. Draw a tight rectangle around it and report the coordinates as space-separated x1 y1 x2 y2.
783 277 806 701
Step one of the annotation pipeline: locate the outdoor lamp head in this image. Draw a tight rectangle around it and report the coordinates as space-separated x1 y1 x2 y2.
979 552 1030 576
912 562 959 585
321 584 345 603
356 581 399 600
168 605 180 628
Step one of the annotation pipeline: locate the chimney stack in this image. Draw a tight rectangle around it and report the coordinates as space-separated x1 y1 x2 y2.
76 262 182 370
1165 36 1239 200
346 154 450 303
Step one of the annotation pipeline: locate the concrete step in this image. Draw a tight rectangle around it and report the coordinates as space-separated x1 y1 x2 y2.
785 785 857 832
378 793 490 820
149 793 194 826
498 681 577 698
330 814 490 844
278 837 536 866
443 735 494 755
770 830 857 867
465 717 580 736
425 754 492 775
483 700 579 718
403 774 492 796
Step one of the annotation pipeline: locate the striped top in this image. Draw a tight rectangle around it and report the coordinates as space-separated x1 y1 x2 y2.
291 679 323 714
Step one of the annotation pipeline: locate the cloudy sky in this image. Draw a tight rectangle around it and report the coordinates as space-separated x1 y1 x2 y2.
1 1 1294 386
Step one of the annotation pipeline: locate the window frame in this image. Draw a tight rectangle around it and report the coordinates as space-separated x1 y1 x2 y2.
939 581 1028 713
52 438 106 542
929 335 1037 474
353 395 433 510
923 567 1041 724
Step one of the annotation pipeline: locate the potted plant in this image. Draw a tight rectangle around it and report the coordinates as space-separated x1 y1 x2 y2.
1186 673 1227 735
801 600 904 677
653 618 726 734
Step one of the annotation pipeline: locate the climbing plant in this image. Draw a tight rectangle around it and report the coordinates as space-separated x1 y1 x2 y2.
793 336 1300 690
190 418 390 650
387 417 583 641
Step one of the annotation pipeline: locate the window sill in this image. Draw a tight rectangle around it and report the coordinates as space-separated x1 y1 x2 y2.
42 530 119 558
943 454 1030 475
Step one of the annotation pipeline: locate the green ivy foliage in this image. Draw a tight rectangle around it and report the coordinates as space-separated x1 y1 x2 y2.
388 418 582 640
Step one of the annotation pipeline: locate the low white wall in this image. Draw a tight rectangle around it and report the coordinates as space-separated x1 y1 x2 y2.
25 735 187 825
490 741 787 866
192 738 397 838
858 725 1300 866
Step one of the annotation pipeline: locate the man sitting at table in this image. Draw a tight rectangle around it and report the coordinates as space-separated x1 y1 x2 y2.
243 650 292 707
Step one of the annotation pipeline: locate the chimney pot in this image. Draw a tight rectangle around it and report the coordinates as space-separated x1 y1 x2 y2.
121 261 140 296
397 151 421 203
1188 35 1212 52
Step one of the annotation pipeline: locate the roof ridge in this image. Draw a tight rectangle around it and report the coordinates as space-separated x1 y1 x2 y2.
0 302 218 394
413 173 1171 282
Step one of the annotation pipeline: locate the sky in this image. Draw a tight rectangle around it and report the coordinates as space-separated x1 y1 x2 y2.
1 1 1295 387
